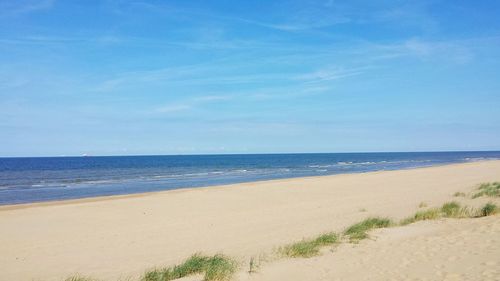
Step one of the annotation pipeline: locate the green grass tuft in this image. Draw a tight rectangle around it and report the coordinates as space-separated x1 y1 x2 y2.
280 240 320 258
398 217 415 226
279 232 338 258
441 201 461 217
418 202 427 208
142 254 237 281
453 192 466 197
142 255 207 281
204 255 237 281
472 182 500 198
399 208 441 225
480 203 498 217
314 232 339 245
401 202 479 225
413 208 441 220
344 217 392 242
441 201 476 218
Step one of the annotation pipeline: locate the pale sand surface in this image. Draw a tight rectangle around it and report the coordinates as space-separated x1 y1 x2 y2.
235 216 500 281
0 161 499 281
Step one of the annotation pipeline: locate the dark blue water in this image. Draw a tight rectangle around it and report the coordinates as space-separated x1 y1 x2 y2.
1 151 499 205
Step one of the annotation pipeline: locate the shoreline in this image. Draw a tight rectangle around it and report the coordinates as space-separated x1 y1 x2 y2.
0 160 495 211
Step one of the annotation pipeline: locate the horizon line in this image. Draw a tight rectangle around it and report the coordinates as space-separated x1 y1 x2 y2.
2 149 500 159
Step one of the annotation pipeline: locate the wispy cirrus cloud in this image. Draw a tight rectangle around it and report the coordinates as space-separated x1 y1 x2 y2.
0 35 125 46
0 0 55 18
228 14 350 32
154 95 232 115
155 104 192 114
193 95 231 102
296 67 368 84
91 63 296 92
154 0 435 33
89 35 486 96
371 37 483 64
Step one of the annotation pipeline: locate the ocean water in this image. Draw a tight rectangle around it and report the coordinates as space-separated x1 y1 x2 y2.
0 151 499 205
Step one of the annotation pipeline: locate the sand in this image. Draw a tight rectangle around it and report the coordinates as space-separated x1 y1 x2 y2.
238 216 500 281
0 161 499 281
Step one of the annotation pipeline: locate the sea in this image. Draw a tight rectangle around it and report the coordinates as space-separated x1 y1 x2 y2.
1 151 499 205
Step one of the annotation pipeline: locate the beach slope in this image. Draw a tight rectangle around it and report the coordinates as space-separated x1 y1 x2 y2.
239 215 499 281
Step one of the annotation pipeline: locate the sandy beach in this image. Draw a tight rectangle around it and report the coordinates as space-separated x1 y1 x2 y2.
1 161 499 281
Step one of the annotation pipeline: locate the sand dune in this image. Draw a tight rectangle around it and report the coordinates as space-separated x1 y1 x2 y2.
0 161 499 281
237 216 500 281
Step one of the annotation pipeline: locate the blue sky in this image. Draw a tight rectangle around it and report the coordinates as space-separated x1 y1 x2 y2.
1 0 499 156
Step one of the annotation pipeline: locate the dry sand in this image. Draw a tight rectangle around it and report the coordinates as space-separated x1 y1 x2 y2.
0 161 499 281
237 216 500 281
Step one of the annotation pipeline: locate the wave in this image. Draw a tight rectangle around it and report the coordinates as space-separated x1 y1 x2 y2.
464 157 499 162
3 158 474 190
308 165 334 168
2 153 499 200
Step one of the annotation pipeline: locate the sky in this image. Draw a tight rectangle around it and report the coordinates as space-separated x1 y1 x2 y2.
1 0 500 157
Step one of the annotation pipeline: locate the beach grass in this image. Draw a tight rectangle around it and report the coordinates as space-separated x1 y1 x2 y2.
480 203 498 217
472 182 500 198
441 201 462 217
247 257 257 274
453 192 466 197
142 254 237 281
279 232 338 258
204 255 237 281
401 201 477 225
415 208 441 220
400 208 441 225
344 217 392 242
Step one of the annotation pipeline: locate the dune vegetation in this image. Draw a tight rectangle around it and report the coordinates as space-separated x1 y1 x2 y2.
142 254 237 281
279 232 338 258
472 182 500 198
344 217 392 242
